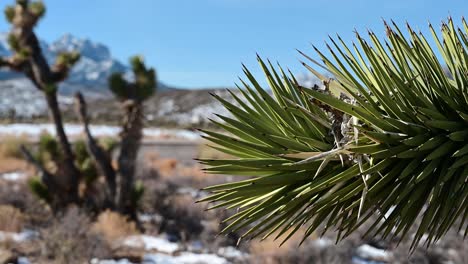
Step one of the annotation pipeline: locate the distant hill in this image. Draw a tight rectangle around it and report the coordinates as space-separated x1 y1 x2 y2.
0 33 239 126
0 33 171 95
0 33 321 127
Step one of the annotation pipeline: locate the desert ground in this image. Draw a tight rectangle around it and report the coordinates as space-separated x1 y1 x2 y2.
0 124 466 264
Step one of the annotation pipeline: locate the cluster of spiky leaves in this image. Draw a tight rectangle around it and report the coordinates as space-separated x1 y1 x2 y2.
199 18 468 251
109 56 156 101
2 0 80 92
4 0 45 25
28 134 115 202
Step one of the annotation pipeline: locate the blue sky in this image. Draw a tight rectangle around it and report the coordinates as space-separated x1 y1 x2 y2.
0 0 466 88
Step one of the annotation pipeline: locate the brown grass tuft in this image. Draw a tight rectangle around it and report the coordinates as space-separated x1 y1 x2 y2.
91 210 138 243
0 135 30 160
0 158 30 174
0 204 24 232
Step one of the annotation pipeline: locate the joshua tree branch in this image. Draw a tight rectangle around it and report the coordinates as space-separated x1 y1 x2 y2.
20 145 56 191
117 100 143 218
1 0 82 203
74 92 117 203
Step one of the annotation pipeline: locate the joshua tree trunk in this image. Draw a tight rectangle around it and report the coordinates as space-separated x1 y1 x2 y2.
0 0 82 208
45 92 80 202
2 1 157 216
117 102 143 218
74 92 116 207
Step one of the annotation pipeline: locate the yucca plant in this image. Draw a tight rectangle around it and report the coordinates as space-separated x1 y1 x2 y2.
0 0 157 216
198 18 468 251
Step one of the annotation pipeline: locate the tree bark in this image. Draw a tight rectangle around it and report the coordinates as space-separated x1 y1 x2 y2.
20 145 56 192
117 101 143 218
45 92 80 204
74 92 116 207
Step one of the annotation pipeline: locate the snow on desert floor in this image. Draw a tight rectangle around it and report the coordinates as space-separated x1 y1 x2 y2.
0 123 201 141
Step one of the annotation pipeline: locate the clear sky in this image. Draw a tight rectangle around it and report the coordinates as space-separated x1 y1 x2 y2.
0 0 466 88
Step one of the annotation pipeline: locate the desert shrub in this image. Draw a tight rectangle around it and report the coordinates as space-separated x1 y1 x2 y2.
39 206 111 263
139 172 203 241
92 210 138 243
0 204 23 232
143 152 224 190
159 194 204 241
0 181 52 228
249 242 353 264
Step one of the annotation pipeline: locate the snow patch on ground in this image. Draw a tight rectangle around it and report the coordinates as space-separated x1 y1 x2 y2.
217 246 248 259
354 244 391 263
0 229 38 243
0 123 200 141
91 252 230 264
122 235 180 254
138 213 162 223
312 237 333 249
0 171 27 181
144 252 229 264
90 259 134 264
16 257 30 264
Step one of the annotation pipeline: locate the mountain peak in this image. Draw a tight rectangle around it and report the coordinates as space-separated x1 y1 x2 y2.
50 34 112 62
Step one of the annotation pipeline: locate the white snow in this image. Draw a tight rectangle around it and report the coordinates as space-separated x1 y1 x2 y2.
90 259 133 264
122 235 180 254
138 213 162 223
312 238 333 249
0 123 201 141
0 229 38 242
17 257 30 264
92 253 230 264
355 244 391 262
0 171 27 181
143 252 229 264
217 246 248 259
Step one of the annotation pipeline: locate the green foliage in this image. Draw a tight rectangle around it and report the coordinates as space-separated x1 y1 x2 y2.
38 133 60 162
99 137 118 153
55 52 80 68
73 140 88 164
108 56 156 101
18 47 31 59
4 5 15 23
16 0 28 7
7 33 20 52
28 177 51 203
200 18 468 251
130 56 145 73
108 73 129 99
80 158 98 185
73 140 99 185
130 180 145 207
43 83 57 94
28 1 45 18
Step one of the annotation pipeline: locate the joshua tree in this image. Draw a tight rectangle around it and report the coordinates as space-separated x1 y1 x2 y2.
0 0 156 217
199 18 467 251
75 56 156 217
109 56 156 217
0 0 81 206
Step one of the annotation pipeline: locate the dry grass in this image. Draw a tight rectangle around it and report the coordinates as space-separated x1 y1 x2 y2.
92 210 138 243
0 135 30 160
0 204 24 232
40 206 111 263
0 135 32 173
143 152 222 189
196 140 233 160
0 158 30 174
249 229 307 262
